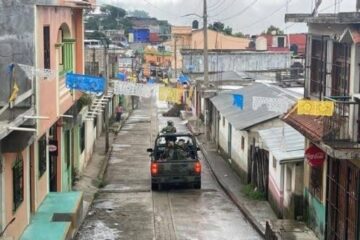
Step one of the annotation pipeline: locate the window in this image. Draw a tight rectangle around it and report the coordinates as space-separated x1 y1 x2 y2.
309 166 323 200
43 26 50 69
331 43 351 97
65 130 71 169
277 37 285 48
80 123 85 153
222 116 225 127
310 38 327 98
13 153 24 211
57 25 75 76
241 136 245 150
38 134 47 177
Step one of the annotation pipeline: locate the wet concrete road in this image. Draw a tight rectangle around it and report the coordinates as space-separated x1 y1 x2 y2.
76 99 262 240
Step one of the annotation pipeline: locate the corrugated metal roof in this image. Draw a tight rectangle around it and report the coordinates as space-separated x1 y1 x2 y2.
210 83 300 130
259 125 305 162
196 71 253 82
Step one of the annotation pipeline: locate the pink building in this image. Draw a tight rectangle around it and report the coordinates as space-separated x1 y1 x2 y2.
0 1 95 239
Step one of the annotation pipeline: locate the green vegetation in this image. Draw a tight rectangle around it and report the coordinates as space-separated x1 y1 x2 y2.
263 25 284 35
242 184 266 200
208 21 245 38
85 4 133 39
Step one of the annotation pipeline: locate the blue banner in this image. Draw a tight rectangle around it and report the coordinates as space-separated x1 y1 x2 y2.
117 72 126 81
233 94 244 110
177 74 190 84
66 73 105 93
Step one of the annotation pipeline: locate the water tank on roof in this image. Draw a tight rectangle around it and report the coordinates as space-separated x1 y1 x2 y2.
192 20 199 30
256 37 267 51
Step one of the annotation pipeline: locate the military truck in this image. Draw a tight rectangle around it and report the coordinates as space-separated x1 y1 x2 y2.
147 133 201 190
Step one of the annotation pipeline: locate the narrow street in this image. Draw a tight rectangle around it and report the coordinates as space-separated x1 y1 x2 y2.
76 98 262 240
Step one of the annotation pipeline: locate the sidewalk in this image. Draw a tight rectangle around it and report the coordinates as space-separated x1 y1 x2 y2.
73 111 130 227
186 119 318 239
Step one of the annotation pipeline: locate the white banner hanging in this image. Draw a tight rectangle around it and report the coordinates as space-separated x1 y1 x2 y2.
252 96 291 113
17 64 58 80
113 81 155 98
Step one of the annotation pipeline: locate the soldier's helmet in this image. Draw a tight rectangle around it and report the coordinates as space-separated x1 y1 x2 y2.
167 120 174 126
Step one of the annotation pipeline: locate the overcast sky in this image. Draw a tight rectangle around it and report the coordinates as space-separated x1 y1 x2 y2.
98 0 356 35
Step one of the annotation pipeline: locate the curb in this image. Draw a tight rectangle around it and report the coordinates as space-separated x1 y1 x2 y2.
76 111 132 237
188 123 266 238
97 111 132 182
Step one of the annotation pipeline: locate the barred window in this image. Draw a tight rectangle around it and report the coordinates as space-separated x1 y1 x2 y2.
38 134 47 177
13 153 24 211
310 38 327 98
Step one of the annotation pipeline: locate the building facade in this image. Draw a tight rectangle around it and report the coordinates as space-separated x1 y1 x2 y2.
284 11 360 239
0 0 95 239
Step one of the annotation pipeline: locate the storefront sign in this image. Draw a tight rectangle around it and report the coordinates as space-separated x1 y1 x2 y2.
305 145 325 167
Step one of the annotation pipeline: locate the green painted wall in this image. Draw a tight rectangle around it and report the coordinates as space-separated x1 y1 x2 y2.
61 129 72 192
304 188 326 240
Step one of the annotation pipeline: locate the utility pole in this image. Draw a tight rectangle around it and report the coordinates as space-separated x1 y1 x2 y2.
174 36 178 80
102 39 110 153
203 0 210 140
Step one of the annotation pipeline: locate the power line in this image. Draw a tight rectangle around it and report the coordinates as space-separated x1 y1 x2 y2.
214 0 258 22
238 0 294 30
208 0 227 11
142 0 181 18
209 0 238 18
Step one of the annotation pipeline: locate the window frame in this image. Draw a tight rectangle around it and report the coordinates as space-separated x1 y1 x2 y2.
43 25 51 69
310 37 327 98
38 134 47 178
13 153 24 212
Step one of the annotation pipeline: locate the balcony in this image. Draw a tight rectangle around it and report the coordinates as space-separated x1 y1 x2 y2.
282 97 360 159
322 97 360 149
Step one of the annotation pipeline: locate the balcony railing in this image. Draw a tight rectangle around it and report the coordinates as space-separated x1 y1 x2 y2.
322 96 360 148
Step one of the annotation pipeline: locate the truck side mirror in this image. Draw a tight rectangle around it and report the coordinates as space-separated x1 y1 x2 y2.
147 148 153 153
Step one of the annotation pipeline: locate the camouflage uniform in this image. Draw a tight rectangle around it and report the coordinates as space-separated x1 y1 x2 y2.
161 125 177 134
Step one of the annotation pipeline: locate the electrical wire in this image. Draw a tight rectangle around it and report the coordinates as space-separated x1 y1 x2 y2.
214 0 258 22
208 0 227 11
142 0 181 19
318 0 344 12
209 0 238 18
238 0 294 30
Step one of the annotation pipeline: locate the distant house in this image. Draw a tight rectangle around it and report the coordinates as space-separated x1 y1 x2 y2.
209 83 300 183
170 26 251 72
253 34 307 57
259 125 305 219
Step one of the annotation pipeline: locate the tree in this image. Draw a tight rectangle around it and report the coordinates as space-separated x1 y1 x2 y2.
84 5 133 34
129 10 150 18
264 25 284 35
209 21 225 32
233 32 245 38
224 26 232 35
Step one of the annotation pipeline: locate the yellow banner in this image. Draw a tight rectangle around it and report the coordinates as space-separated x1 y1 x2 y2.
9 82 19 102
159 87 183 104
297 100 334 116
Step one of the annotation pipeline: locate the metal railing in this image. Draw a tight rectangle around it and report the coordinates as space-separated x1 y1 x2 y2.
322 96 360 148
